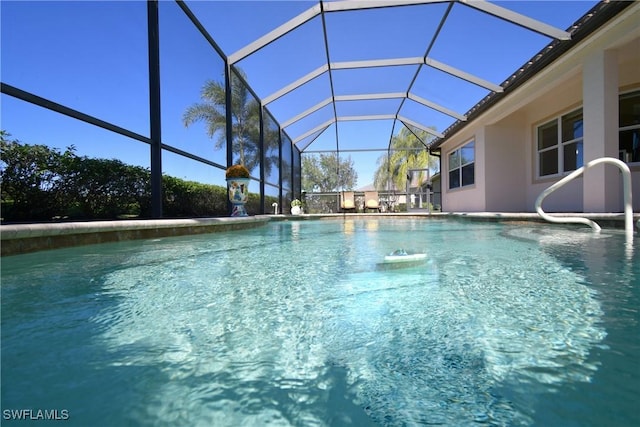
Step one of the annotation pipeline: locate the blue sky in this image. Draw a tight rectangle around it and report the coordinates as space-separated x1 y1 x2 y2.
1 0 598 188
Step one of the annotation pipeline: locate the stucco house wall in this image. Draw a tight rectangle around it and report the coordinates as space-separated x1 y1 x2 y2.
484 114 527 212
523 74 584 212
440 3 640 213
618 41 640 211
442 129 486 212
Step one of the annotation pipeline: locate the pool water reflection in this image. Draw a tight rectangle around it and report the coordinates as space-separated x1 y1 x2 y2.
1 219 638 426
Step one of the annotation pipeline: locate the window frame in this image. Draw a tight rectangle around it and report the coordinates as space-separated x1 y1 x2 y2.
535 107 583 179
448 140 475 190
619 89 640 164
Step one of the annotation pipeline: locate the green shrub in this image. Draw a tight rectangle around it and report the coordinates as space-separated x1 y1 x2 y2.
163 176 228 218
1 133 287 222
61 156 151 219
1 133 70 221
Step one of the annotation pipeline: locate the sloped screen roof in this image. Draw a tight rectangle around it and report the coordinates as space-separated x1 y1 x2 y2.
187 0 600 153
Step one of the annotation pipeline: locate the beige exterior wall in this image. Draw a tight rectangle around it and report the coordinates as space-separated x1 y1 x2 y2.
440 3 640 213
523 72 584 212
484 114 527 211
442 131 486 212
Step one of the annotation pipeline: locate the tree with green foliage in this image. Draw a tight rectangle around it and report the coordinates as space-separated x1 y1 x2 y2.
0 131 72 220
1 132 152 221
182 70 278 176
374 126 437 191
302 153 358 192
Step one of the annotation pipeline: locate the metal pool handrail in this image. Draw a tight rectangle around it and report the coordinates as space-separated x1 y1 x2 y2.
535 157 634 236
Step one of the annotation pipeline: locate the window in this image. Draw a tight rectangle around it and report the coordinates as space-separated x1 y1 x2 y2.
536 108 583 177
619 90 640 164
449 140 474 189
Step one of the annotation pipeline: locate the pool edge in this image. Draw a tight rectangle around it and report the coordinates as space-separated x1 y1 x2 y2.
0 216 271 256
2 212 636 256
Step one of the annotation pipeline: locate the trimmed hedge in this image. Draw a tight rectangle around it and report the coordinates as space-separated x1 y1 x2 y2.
1 135 271 223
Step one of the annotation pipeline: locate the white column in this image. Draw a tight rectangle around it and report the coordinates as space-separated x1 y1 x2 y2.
582 49 619 212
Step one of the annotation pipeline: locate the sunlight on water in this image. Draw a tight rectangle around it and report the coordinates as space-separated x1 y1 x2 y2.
88 221 605 426
2 219 638 427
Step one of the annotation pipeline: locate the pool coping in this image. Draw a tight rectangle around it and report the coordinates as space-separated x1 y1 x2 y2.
272 211 639 227
1 212 637 256
0 216 270 256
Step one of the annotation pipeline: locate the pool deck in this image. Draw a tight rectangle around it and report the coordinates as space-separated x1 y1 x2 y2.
1 212 638 256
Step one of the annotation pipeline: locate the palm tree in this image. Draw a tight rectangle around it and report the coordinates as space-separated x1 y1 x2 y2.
374 126 436 191
183 70 278 175
182 78 227 150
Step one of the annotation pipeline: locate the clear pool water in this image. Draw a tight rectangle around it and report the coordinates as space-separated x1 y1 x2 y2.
1 219 639 426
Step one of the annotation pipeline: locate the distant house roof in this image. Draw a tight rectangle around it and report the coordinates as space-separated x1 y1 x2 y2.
356 183 377 192
358 172 436 192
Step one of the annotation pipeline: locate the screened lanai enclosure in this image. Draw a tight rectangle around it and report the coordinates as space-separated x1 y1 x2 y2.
1 0 601 217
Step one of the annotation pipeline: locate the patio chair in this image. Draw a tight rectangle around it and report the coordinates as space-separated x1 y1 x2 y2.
364 191 380 213
340 191 356 212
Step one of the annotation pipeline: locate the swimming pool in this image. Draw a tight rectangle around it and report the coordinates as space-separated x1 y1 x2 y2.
1 219 638 426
